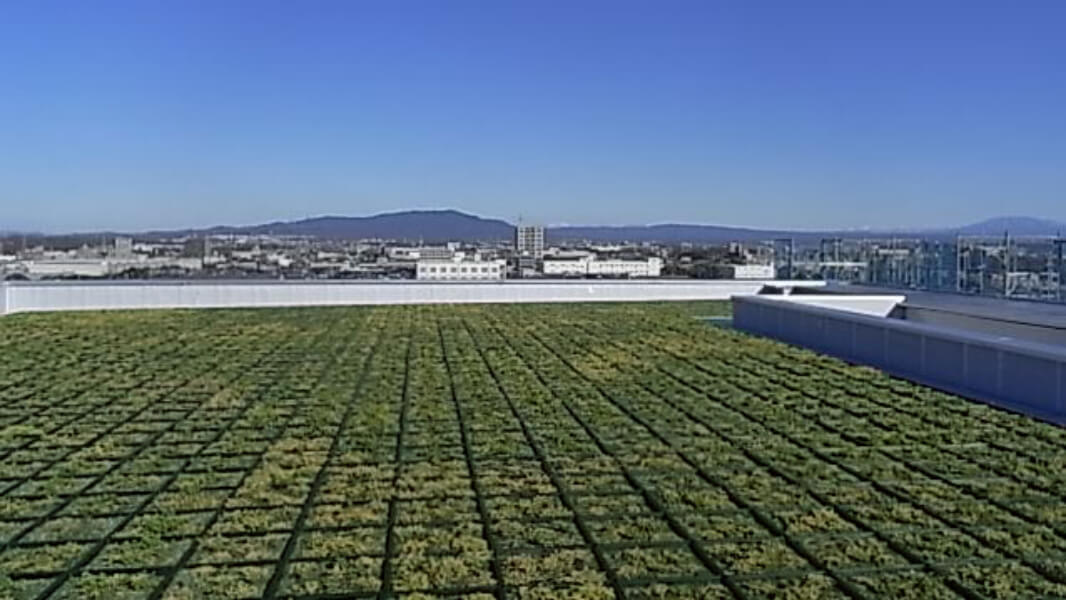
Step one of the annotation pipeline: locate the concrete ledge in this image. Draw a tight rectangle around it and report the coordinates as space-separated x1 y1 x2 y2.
733 294 1066 425
0 279 825 315
734 294 906 318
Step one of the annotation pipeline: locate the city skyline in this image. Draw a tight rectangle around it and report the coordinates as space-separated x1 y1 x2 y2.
2 1 1065 232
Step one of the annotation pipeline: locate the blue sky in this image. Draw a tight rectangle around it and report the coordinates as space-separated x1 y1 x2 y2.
2 1 1064 232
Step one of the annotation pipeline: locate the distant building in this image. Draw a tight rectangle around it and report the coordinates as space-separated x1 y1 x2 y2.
543 248 593 260
388 246 453 261
416 258 506 280
729 264 775 279
515 225 545 259
111 237 134 259
543 257 662 278
516 255 538 278
9 257 204 279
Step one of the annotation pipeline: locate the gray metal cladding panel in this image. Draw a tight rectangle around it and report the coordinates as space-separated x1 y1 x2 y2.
733 302 762 334
964 345 1000 396
781 307 812 344
763 304 780 338
765 304 785 338
853 323 886 364
1061 365 1066 413
804 315 829 353
731 302 751 328
824 318 855 356
884 329 923 376
923 337 966 383
765 307 781 337
1000 351 1059 411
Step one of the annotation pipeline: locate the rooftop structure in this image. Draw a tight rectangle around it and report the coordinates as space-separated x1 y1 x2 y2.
734 286 1066 423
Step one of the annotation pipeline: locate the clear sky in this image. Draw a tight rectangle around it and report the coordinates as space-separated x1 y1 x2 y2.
2 1 1064 233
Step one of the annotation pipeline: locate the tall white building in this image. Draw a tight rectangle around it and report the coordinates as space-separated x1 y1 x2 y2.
515 225 545 259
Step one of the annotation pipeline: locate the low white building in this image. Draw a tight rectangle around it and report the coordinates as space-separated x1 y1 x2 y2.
543 257 662 278
7 257 205 278
417 258 506 280
543 248 594 260
389 246 454 261
730 264 776 280
543 259 589 277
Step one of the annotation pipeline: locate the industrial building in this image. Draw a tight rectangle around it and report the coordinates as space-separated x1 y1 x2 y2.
725 264 775 279
387 246 454 261
543 256 663 278
415 258 507 280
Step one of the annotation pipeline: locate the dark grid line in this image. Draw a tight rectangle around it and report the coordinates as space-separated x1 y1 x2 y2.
14 547 1047 590
745 336 1066 452
27 316 345 599
670 339 1066 588
481 315 868 600
684 320 1066 491
0 353 262 468
436 316 505 600
0 329 161 410
574 317 1050 597
0 312 257 422
457 316 626 599
743 349 1066 519
6 303 1066 598
375 310 414 599
258 311 390 599
143 311 371 600
0 343 275 557
559 321 985 599
0 332 211 466
7 493 773 537
482 326 753 600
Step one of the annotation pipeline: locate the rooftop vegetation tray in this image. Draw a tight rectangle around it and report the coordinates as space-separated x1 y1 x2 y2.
1 302 1066 599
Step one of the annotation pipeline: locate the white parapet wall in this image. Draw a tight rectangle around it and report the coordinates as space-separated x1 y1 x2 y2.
0 279 826 315
745 294 906 317
733 294 1066 425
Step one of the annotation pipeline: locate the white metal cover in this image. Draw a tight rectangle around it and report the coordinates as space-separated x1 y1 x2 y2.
0 280 826 315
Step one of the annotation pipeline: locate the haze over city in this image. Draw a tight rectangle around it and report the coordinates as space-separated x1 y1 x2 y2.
3 0 1065 233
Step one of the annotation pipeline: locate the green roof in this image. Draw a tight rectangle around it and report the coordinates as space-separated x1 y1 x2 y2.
1 301 1065 599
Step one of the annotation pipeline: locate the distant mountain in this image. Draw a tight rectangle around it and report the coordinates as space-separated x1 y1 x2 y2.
150 209 515 242
550 216 1066 243
955 216 1066 236
143 211 827 243
106 210 1066 243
